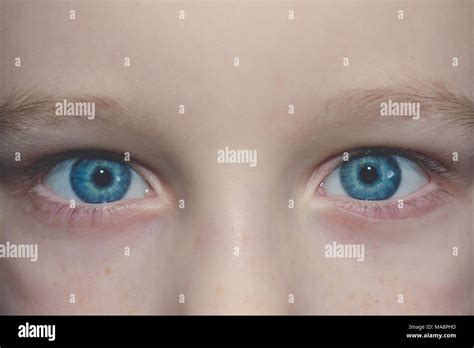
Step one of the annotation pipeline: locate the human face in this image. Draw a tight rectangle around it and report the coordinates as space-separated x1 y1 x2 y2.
0 0 472 314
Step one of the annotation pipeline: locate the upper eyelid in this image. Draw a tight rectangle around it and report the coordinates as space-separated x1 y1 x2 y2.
1 146 460 197
35 149 129 169
27 149 130 176
19 147 456 176
314 147 458 187
338 147 452 176
4 149 138 195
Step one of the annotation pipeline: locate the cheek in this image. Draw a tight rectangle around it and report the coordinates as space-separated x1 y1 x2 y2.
0 234 163 314
399 211 472 314
0 196 177 314
293 202 471 313
1 255 103 314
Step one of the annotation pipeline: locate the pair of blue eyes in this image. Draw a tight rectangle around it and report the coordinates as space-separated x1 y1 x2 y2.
42 154 427 204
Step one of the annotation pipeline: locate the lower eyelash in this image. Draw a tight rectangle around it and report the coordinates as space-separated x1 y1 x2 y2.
23 186 162 229
322 187 450 220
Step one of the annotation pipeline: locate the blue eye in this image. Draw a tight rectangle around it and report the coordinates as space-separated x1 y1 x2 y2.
42 157 150 204
340 155 401 200
323 154 428 201
70 159 131 203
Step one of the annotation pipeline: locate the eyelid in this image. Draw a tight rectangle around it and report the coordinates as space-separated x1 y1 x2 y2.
28 149 130 179
315 184 450 221
347 147 452 178
23 186 165 229
317 147 453 183
6 149 149 196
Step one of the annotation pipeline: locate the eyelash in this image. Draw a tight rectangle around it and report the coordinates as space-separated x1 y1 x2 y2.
325 147 452 176
312 147 456 220
11 149 129 188
23 187 161 229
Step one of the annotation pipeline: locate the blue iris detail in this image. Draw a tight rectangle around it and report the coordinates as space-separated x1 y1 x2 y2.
70 158 131 203
339 155 401 200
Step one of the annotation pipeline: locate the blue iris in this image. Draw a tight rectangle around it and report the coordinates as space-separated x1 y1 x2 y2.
70 158 131 203
339 155 401 200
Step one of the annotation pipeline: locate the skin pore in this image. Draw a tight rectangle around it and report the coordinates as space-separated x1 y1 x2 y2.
0 0 472 314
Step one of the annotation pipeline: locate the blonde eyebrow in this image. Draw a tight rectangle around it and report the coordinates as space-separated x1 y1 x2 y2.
1 79 473 145
0 89 131 138
324 78 474 134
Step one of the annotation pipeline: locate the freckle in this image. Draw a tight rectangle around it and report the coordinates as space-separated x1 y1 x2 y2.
216 285 224 295
105 266 112 274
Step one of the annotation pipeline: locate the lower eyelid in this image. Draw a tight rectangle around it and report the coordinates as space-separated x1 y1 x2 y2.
314 181 449 220
23 185 165 229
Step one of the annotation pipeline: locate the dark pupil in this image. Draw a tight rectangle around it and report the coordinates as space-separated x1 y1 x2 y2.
359 165 378 184
93 167 113 187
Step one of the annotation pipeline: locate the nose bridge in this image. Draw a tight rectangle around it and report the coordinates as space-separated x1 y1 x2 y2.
179 166 290 314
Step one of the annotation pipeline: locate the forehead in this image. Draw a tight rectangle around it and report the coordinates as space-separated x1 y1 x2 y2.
1 1 472 138
4 2 471 84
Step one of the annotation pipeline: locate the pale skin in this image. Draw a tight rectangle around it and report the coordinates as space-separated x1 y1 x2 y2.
0 0 472 314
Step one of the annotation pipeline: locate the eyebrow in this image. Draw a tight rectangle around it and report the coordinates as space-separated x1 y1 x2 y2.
324 79 474 135
0 89 131 137
0 79 473 144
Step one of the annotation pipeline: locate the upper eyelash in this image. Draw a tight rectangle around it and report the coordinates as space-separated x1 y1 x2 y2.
5 149 130 196
3 146 459 199
334 147 455 179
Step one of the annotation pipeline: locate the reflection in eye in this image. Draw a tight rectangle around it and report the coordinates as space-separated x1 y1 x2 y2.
323 155 428 201
42 157 150 204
